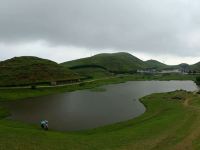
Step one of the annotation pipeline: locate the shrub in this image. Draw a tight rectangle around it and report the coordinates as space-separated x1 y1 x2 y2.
196 76 200 85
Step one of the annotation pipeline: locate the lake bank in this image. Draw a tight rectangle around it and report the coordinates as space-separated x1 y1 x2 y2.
0 74 199 149
5 81 197 131
1 90 200 149
0 73 198 101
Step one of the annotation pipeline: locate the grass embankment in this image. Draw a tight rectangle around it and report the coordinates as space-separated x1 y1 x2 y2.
0 73 197 101
0 90 200 149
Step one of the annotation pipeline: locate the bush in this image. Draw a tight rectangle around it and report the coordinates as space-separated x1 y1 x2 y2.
196 76 200 85
79 82 85 86
31 85 37 89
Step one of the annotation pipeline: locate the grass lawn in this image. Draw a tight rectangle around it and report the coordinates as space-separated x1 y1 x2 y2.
0 90 200 149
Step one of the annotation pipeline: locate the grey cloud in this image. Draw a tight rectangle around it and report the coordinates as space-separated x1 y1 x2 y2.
0 0 200 56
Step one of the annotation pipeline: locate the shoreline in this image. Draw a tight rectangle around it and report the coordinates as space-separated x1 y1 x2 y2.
1 80 197 131
0 74 198 101
0 88 199 149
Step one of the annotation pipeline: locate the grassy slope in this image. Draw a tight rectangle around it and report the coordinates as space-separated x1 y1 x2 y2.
0 56 79 86
61 52 195 79
62 52 200 79
144 60 168 70
69 67 113 79
1 90 200 149
61 52 178 79
191 62 200 72
61 52 146 73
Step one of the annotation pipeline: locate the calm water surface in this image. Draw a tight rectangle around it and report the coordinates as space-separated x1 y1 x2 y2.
6 81 198 131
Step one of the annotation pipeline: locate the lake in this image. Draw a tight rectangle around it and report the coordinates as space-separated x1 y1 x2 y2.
5 81 198 131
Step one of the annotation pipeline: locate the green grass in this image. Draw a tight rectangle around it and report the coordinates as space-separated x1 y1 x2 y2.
89 87 106 92
61 52 146 73
191 62 200 72
0 90 200 149
61 52 196 77
0 56 79 86
145 59 168 70
71 67 113 79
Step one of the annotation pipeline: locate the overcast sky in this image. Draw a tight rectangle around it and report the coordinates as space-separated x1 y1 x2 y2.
0 0 200 65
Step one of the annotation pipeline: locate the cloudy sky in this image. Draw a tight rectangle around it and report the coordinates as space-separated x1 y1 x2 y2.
0 0 200 65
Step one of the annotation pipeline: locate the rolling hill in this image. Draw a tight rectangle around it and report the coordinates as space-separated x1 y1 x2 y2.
144 60 168 70
61 52 172 77
61 52 146 74
0 56 80 86
1 52 199 86
190 62 200 72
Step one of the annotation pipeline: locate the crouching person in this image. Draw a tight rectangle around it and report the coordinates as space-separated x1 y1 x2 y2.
40 120 48 130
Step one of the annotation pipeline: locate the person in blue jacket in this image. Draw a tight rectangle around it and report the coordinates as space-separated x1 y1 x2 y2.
40 120 48 130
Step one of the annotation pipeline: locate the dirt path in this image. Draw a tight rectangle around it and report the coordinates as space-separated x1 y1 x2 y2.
183 98 190 107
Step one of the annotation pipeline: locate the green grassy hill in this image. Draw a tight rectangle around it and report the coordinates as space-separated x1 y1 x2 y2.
2 53 196 86
70 67 113 79
61 52 173 78
144 60 168 70
62 52 146 74
0 56 80 86
158 63 190 71
190 62 200 72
